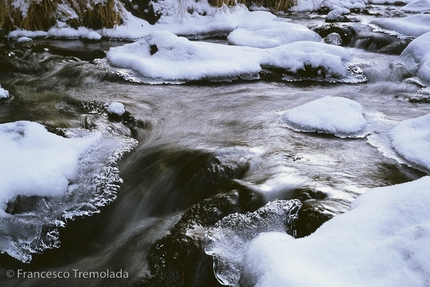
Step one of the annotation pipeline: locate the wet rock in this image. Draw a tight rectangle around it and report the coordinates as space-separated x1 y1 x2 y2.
141 189 263 287
121 0 161 25
312 24 355 46
73 100 151 137
295 200 333 238
352 33 411 54
324 32 343 45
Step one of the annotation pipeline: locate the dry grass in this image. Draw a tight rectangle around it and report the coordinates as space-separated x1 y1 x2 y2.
0 0 124 33
0 0 298 34
21 0 59 31
82 0 123 30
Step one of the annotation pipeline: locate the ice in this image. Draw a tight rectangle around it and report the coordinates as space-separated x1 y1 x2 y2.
106 31 357 83
396 32 430 85
280 96 368 138
240 176 430 287
0 121 137 262
0 85 9 99
205 199 302 286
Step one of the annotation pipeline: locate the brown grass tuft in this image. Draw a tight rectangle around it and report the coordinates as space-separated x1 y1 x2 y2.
0 0 125 33
82 0 123 30
21 0 60 31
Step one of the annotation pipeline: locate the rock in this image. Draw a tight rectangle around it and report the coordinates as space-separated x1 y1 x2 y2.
312 24 355 46
142 189 264 287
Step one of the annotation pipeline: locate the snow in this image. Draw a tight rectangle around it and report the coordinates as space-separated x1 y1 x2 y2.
390 113 430 171
107 101 125 116
396 32 430 85
241 176 430 287
106 31 354 83
370 14 430 38
291 0 367 12
280 96 367 138
400 0 430 13
326 8 350 22
16 36 32 43
0 121 101 214
0 85 9 99
0 121 137 262
227 21 322 48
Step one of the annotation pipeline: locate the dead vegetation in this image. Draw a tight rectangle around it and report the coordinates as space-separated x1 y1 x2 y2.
0 0 298 34
0 0 124 33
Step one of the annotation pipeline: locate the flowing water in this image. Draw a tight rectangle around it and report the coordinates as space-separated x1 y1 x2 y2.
0 5 429 286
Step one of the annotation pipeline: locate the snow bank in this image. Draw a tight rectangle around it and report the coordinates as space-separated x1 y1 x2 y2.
241 176 430 287
280 96 367 138
390 113 430 171
370 14 430 38
227 21 321 48
0 85 9 99
106 31 355 83
0 121 137 262
396 32 430 85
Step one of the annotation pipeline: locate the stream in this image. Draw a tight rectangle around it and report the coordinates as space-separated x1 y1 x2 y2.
0 4 429 286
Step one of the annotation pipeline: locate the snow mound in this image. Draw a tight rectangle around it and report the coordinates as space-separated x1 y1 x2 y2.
396 31 430 85
390 113 430 171
0 121 137 263
280 96 367 138
241 176 430 287
227 21 322 48
370 14 430 38
106 31 361 84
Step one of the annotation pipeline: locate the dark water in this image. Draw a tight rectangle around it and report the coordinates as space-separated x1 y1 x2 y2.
1 7 429 286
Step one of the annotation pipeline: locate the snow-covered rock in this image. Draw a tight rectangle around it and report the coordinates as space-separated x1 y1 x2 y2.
241 176 430 287
227 21 322 48
390 113 430 171
370 14 430 38
106 31 356 83
280 96 367 138
396 31 430 85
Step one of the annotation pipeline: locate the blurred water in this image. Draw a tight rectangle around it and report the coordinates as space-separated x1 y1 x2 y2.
1 10 429 285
